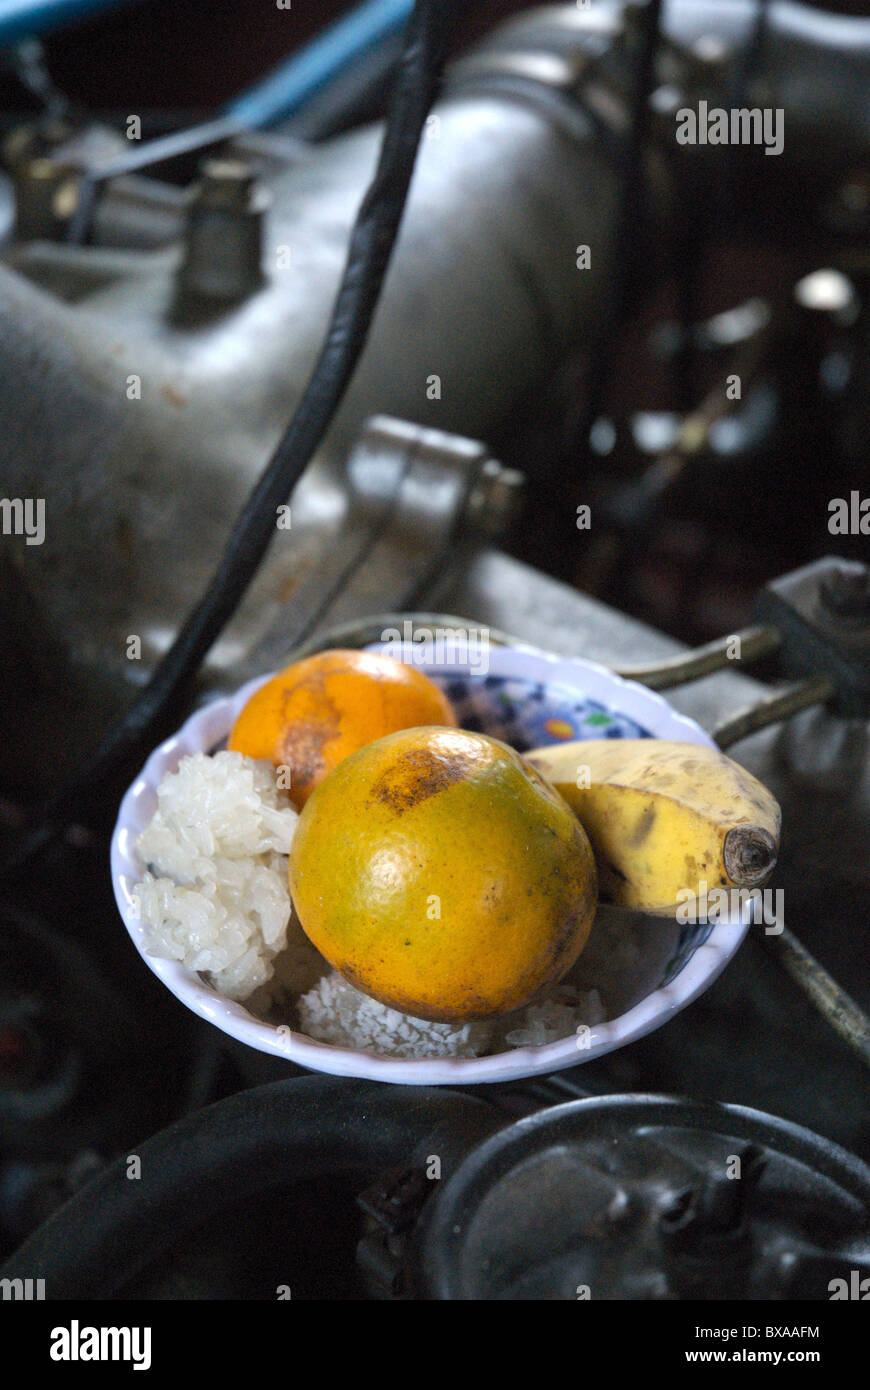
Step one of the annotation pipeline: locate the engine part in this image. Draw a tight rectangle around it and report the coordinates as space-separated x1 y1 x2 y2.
176 157 269 304
617 623 782 689
0 907 154 1160
0 0 133 47
225 0 415 132
0 1075 503 1298
4 0 460 849
7 1079 870 1302
1 0 870 1312
3 1 870 802
0 10 625 796
416 1094 870 1300
754 557 870 719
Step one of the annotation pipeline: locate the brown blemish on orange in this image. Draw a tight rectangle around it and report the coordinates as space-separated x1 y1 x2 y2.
370 746 473 815
279 719 332 788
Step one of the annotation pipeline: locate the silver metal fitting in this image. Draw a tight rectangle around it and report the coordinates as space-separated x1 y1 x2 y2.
176 156 270 304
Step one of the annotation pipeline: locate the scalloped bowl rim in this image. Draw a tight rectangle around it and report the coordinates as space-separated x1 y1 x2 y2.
110 646 751 1085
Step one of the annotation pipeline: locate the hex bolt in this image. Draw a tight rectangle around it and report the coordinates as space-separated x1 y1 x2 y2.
820 560 870 620
9 152 80 239
197 158 257 211
466 459 525 536
177 156 269 305
839 173 870 215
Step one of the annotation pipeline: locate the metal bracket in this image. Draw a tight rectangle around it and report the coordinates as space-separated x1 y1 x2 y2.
240 416 524 676
355 1165 431 1300
753 557 870 719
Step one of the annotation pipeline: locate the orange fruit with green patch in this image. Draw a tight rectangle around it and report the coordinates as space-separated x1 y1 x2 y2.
288 726 598 1021
228 648 457 807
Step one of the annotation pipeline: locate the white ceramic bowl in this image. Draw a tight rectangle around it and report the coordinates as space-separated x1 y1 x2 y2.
111 646 751 1085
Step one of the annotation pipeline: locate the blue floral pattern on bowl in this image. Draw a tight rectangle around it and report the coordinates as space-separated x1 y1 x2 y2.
430 674 652 753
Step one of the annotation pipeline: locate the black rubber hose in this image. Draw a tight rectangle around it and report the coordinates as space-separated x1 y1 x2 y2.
576 0 663 466
0 1075 502 1299
4 0 456 869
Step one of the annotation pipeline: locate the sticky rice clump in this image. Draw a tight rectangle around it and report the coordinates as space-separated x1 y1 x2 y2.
133 751 298 1000
296 972 494 1060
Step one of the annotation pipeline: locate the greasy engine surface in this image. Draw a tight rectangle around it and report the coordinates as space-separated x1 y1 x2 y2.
0 0 869 1313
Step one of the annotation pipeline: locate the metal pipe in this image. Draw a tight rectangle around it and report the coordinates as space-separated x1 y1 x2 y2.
0 0 132 46
226 0 415 131
617 625 781 691
753 922 870 1073
713 676 835 749
66 116 245 246
276 611 526 666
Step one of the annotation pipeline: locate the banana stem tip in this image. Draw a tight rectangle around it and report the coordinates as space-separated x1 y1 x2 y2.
723 826 778 887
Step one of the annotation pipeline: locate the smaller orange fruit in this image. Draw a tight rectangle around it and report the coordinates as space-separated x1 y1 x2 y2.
228 648 457 806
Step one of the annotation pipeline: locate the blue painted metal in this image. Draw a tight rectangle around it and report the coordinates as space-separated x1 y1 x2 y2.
225 0 413 129
0 0 134 46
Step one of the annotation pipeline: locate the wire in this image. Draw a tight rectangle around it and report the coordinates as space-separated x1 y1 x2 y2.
0 0 132 47
610 0 664 328
279 28 406 144
2 37 71 118
226 0 415 131
4 0 456 871
576 0 663 469
731 0 772 114
67 1 417 245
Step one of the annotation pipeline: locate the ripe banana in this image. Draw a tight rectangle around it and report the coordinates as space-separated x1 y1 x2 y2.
526 739 781 915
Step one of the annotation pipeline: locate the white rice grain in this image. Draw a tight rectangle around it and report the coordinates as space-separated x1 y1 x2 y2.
297 973 494 1059
133 751 298 1000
